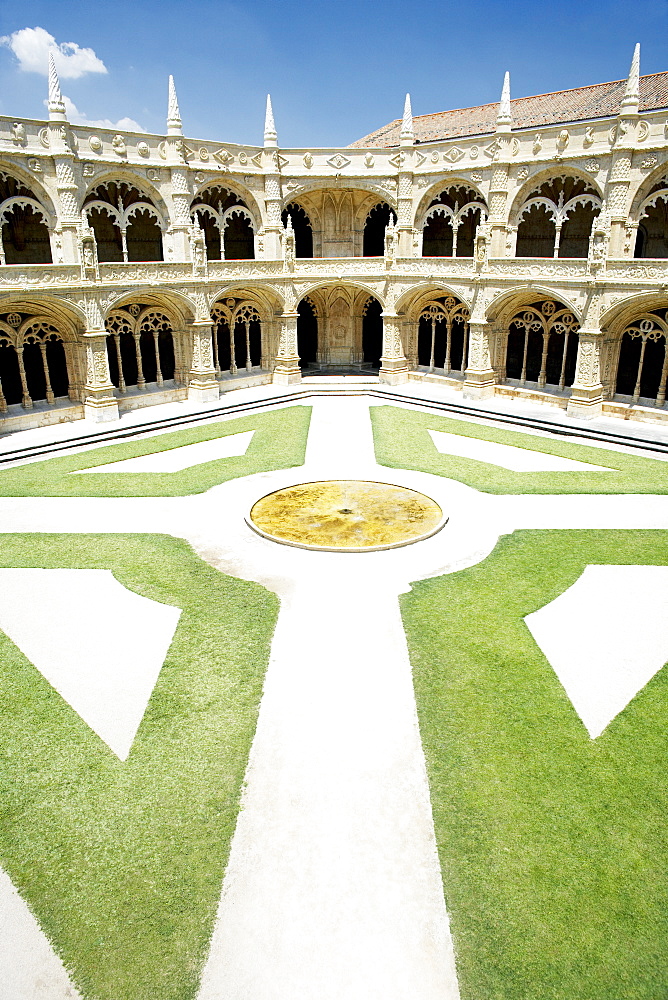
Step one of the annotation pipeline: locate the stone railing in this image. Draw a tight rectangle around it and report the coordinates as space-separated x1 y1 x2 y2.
1 255 668 293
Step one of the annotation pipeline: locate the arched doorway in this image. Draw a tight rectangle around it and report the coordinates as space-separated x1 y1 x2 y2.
362 297 383 368
297 297 318 368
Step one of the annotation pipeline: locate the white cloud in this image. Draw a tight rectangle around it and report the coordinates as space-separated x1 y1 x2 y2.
60 95 145 133
1 26 107 79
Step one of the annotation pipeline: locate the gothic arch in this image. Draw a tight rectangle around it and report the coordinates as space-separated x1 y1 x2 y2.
0 169 56 265
512 173 602 259
612 309 668 407
83 180 166 263
104 301 181 393
193 179 262 232
629 162 668 218
82 171 169 223
501 296 580 391
414 177 487 231
0 302 81 411
508 166 604 224
210 293 269 375
0 162 58 219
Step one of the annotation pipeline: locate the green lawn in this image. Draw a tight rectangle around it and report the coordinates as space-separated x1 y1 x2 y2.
0 533 278 1000
371 406 668 493
402 529 668 1000
0 406 311 497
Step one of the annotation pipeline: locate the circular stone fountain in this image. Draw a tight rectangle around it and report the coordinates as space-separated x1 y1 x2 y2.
247 480 447 552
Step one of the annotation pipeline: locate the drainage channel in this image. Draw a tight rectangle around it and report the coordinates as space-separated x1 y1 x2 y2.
1 387 667 465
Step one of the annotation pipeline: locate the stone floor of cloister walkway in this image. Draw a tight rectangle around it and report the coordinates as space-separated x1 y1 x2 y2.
0 380 667 1000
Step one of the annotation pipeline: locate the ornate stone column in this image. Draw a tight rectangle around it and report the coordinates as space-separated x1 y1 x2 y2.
273 311 301 385
188 320 219 403
463 322 497 400
379 311 409 385
83 333 119 422
567 331 605 419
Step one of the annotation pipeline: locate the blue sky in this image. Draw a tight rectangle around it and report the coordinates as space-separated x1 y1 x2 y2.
0 0 666 148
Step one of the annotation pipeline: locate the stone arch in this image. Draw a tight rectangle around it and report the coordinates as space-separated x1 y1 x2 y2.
191 183 257 261
419 184 488 258
0 299 82 411
297 282 382 368
613 310 668 407
281 187 395 258
414 177 487 231
510 170 602 259
104 302 178 393
210 292 270 375
0 169 55 265
83 179 166 263
502 297 580 391
599 294 668 406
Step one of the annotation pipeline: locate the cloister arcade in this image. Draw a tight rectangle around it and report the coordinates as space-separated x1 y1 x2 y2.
210 298 263 374
191 185 255 261
414 296 471 374
503 298 580 391
513 176 602 259
83 181 165 263
0 171 53 265
421 186 487 258
104 305 177 393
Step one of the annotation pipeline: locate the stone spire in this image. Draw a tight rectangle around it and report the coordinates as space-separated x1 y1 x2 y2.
264 94 278 146
496 71 511 130
47 52 67 121
620 43 640 115
400 93 414 144
167 75 183 135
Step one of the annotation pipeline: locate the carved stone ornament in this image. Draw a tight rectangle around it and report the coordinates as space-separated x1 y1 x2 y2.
517 166 529 180
137 141 150 157
583 128 595 147
88 135 102 153
430 151 439 164
511 138 520 157
198 147 209 161
471 171 483 183
11 122 26 145
637 120 650 142
556 130 570 152
158 141 167 160
238 151 247 165
532 134 542 155
147 167 160 181
415 152 427 167
82 162 95 177
470 146 479 160
444 147 465 163
251 152 263 168
193 171 205 184
28 157 42 172
213 147 233 165
112 134 127 156
585 158 599 174
641 154 658 170
38 127 50 148
303 152 314 168
327 153 351 169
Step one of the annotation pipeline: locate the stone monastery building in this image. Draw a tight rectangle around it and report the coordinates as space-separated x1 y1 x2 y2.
1 45 668 432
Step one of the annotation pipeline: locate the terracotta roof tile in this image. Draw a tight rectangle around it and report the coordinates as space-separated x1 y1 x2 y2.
349 72 668 148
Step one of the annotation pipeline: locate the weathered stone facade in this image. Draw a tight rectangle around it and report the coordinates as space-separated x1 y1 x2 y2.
2 47 668 430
